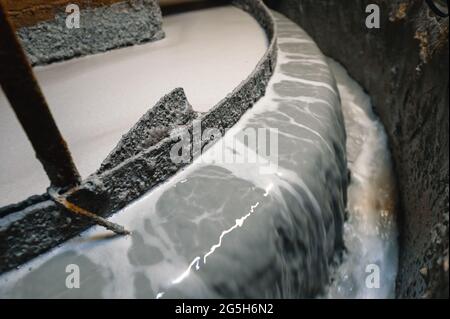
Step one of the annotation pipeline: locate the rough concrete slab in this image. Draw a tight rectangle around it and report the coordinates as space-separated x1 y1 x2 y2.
98 88 198 173
17 0 165 65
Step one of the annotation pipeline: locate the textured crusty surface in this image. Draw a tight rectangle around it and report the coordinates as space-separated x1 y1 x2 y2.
17 0 165 65
98 88 198 174
268 0 449 298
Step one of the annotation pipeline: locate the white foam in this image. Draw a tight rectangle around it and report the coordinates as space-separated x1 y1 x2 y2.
326 59 399 299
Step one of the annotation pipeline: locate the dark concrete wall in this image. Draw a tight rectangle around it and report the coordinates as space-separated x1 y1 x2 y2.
267 0 449 298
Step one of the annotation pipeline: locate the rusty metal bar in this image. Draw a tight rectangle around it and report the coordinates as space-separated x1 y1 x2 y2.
0 1 81 189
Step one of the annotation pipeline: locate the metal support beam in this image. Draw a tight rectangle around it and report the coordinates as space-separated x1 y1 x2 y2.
0 1 81 189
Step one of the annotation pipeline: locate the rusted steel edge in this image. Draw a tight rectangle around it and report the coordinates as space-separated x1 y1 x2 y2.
48 188 130 235
0 1 81 189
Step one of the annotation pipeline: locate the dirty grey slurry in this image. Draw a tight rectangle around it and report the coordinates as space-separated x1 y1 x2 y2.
0 13 347 298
